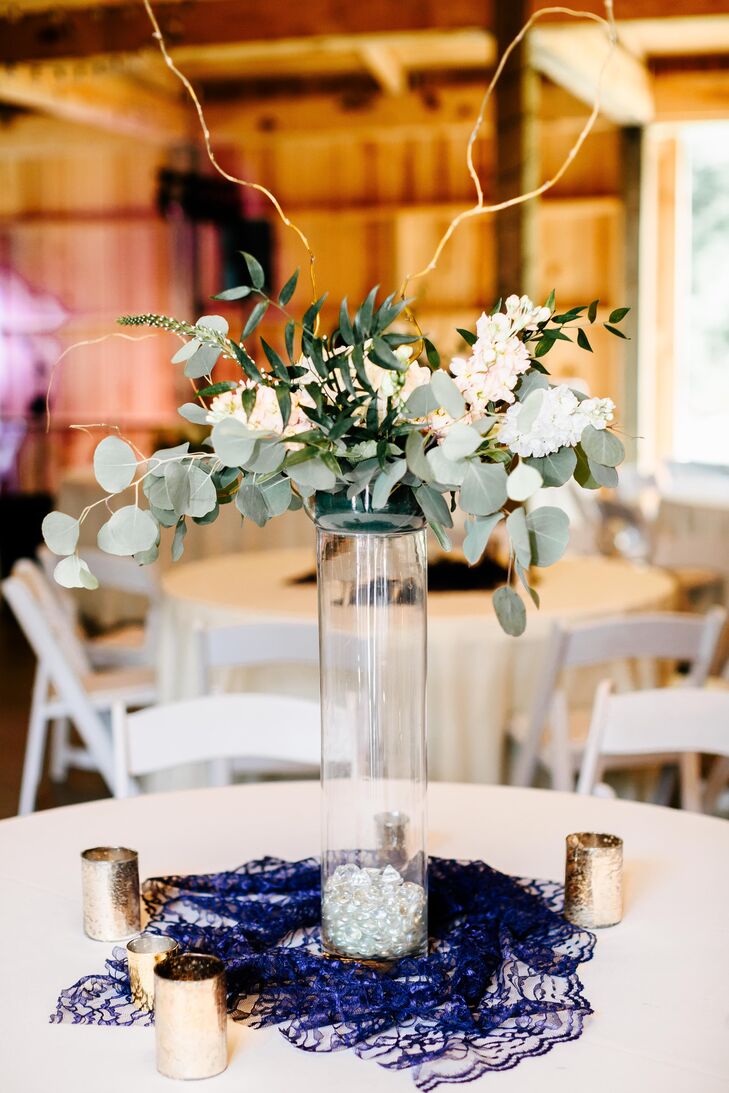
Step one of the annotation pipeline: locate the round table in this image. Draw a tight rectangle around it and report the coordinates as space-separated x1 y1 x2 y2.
1 783 726 1092
159 551 677 783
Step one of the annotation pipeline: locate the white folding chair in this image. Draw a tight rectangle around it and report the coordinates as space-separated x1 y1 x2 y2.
37 545 159 669
112 693 321 797
197 621 319 694
513 607 726 792
577 684 729 812
3 563 157 814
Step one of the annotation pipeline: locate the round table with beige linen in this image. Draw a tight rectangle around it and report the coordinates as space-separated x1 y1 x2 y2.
159 551 676 783
0 782 727 1092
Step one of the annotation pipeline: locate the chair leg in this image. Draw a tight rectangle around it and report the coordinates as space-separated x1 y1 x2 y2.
49 718 71 782
18 668 50 815
704 756 729 814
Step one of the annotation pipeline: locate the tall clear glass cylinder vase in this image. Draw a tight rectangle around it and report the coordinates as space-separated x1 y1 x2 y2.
315 500 428 964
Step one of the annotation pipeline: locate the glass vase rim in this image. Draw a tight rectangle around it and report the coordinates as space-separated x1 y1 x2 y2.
308 488 426 535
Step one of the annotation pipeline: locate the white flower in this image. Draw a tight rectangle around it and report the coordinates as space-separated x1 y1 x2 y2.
498 384 615 458
450 309 531 411
206 380 314 437
429 407 460 439
504 294 551 332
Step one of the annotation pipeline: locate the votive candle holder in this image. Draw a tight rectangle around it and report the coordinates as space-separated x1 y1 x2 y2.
154 953 228 1080
81 846 141 941
126 934 179 1012
564 832 623 928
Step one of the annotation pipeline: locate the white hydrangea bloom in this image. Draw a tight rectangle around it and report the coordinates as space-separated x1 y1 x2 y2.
450 310 531 410
498 384 615 458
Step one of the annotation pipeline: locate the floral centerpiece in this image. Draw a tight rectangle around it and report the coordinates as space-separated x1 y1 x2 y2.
42 255 627 637
41 259 627 965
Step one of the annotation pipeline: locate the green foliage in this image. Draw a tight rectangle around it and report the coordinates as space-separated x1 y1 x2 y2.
42 512 80 556
463 513 503 565
493 586 526 637
76 258 628 635
93 436 138 494
526 507 570 567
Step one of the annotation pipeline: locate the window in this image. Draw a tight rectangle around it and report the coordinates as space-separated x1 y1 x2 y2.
674 123 729 466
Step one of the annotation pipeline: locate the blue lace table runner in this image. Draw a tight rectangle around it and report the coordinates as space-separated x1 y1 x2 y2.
52 856 595 1090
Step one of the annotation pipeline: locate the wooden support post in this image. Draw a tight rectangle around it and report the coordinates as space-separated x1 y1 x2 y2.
493 2 539 301
621 127 642 464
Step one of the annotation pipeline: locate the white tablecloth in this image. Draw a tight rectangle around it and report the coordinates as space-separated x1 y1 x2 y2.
159 552 677 783
0 782 727 1092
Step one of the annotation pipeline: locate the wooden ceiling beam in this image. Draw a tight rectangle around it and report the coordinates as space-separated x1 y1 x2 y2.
4 1 729 66
529 25 654 125
654 66 729 120
358 44 407 97
205 79 614 144
0 1 492 65
0 65 188 141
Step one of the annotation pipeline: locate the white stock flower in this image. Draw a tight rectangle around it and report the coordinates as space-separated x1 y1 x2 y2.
206 380 314 436
450 310 531 411
504 294 551 332
498 384 615 458
430 407 460 439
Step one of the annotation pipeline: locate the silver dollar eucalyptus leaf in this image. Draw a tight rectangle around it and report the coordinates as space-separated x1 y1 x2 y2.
286 458 337 493
235 482 269 526
459 462 507 516
178 402 210 425
212 418 256 468
42 511 79 556
427 445 466 488
580 425 625 468
372 460 407 510
53 555 99 590
441 423 481 461
526 506 570 567
463 513 503 566
493 586 527 637
97 505 158 557
430 370 465 419
93 436 137 494
506 507 531 569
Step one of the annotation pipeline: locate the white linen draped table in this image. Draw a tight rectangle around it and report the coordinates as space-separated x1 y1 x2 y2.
159 551 676 783
0 782 727 1092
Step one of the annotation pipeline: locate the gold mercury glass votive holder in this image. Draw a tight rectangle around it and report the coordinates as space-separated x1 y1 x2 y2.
126 935 179 1012
81 847 141 941
564 832 623 929
154 953 228 1080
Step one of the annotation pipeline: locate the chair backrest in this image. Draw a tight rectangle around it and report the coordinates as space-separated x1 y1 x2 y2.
2 572 115 789
560 609 725 678
197 621 319 693
113 693 321 796
11 559 91 675
513 606 726 788
577 682 729 800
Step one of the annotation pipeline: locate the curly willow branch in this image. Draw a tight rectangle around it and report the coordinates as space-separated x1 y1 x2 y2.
399 1 618 296
142 0 616 310
142 0 317 303
45 333 157 433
